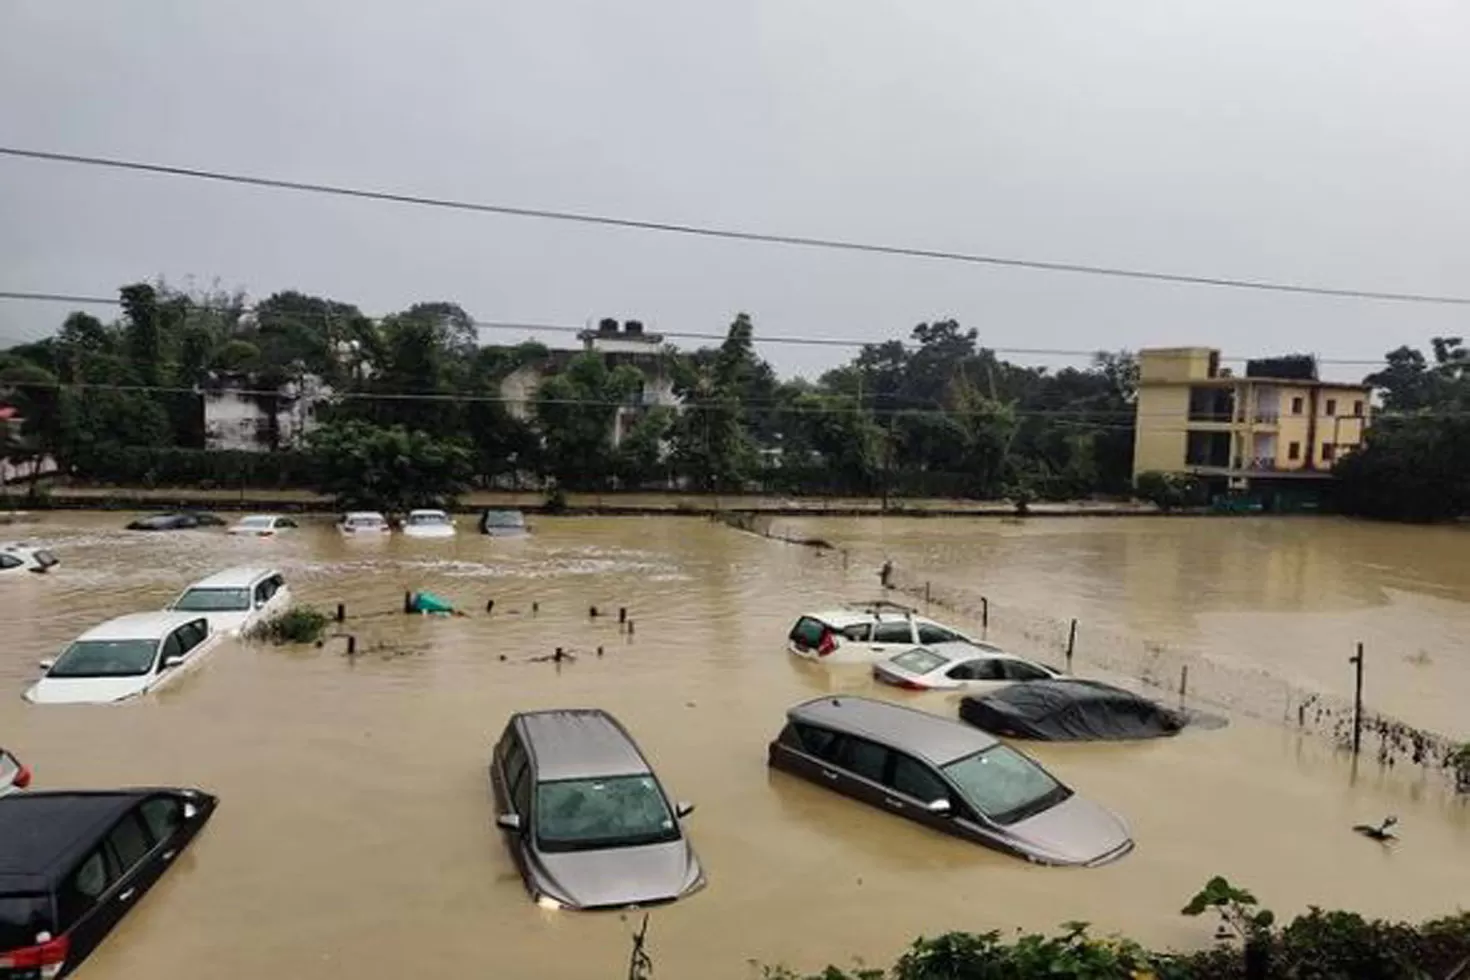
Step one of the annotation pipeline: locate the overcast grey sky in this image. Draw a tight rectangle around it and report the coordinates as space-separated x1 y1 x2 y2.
2 0 1467 379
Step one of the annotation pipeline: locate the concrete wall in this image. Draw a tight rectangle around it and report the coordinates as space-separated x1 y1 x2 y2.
1132 384 1190 477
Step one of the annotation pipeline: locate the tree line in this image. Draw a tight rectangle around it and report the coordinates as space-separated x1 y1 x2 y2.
0 282 1138 508
0 281 1464 520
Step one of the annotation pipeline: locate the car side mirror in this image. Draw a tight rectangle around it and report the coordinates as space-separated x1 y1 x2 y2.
926 798 952 816
38 658 54 671
162 654 185 669
183 802 199 820
496 814 522 831
676 801 696 818
255 599 267 610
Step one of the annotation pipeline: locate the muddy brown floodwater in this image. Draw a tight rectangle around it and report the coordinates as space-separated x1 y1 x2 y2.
1 513 1466 979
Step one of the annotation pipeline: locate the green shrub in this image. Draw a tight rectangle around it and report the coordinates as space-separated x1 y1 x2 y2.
245 606 329 645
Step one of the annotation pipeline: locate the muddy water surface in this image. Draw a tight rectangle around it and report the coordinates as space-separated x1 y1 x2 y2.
0 514 1466 979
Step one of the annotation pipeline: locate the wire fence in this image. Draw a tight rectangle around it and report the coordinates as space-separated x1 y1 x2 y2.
880 566 1466 784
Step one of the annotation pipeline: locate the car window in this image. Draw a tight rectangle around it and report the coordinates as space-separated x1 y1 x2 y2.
893 648 949 674
534 776 677 851
140 796 184 842
172 624 201 655
57 849 114 929
840 623 871 642
835 736 889 783
955 658 1007 681
160 631 185 665
1002 660 1053 682
0 895 51 952
889 754 950 804
269 574 286 591
872 621 914 644
788 617 827 650
916 624 961 644
278 519 297 529
791 723 840 761
107 813 154 873
0 554 21 570
254 581 274 605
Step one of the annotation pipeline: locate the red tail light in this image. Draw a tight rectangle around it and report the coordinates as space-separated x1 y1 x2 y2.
0 933 69 977
13 763 31 789
816 630 837 657
257 530 273 537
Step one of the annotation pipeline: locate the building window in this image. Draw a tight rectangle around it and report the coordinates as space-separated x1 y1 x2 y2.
1291 396 1304 414
1325 398 1336 416
1288 441 1301 461
1353 400 1364 417
1322 443 1336 462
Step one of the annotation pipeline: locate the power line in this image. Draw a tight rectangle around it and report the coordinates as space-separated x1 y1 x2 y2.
0 288 1401 367
4 145 1470 308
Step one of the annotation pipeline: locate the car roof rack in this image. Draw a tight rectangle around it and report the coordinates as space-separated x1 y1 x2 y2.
844 599 917 619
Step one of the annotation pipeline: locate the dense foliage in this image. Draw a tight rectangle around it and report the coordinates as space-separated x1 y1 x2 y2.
244 605 329 645
1336 337 1470 522
762 878 1470 980
0 282 1143 509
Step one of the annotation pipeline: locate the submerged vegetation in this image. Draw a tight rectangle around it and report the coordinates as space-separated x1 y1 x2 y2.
761 878 1470 980
245 605 329 645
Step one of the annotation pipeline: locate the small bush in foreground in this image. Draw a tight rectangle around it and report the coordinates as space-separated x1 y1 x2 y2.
245 606 329 645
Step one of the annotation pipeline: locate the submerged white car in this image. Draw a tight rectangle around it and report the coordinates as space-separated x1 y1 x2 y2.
338 511 390 536
0 748 31 796
787 601 974 664
402 509 455 538
873 642 1062 692
0 543 58 576
227 514 298 537
167 566 291 635
24 612 219 704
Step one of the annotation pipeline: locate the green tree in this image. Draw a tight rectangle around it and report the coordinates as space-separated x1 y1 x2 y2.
534 352 642 488
308 420 472 512
671 313 762 490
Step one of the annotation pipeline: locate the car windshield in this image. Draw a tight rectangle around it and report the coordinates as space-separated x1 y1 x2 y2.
408 512 448 525
892 647 949 673
236 516 274 529
173 587 251 612
483 511 525 528
942 745 1072 826
48 639 159 678
0 895 50 952
535 775 679 852
346 515 384 527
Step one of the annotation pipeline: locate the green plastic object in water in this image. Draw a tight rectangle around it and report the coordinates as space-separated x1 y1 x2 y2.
411 590 456 615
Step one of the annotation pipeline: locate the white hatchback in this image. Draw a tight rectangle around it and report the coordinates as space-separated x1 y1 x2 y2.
787 601 974 664
227 514 298 537
0 543 59 576
338 511 390 536
873 641 1062 692
168 566 291 636
402 509 455 538
24 612 219 704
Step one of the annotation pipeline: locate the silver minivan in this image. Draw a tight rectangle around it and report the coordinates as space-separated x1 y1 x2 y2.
768 696 1133 867
489 709 705 910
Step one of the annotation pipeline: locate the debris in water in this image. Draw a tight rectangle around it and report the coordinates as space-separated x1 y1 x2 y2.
1352 815 1398 842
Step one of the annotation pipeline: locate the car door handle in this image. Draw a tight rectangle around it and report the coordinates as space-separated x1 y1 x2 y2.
819 768 839 781
119 888 136 903
163 850 177 861
883 797 905 810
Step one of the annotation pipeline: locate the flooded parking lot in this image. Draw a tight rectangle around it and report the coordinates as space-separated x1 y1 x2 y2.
1 513 1467 978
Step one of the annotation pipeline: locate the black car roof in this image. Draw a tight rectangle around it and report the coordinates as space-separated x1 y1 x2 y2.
788 695 998 766
0 791 154 890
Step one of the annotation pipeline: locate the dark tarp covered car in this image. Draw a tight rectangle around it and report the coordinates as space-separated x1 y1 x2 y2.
959 680 1187 741
125 513 226 531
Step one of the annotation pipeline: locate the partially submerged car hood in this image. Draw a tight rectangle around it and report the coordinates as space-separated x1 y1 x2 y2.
1007 793 1132 866
531 839 702 909
26 675 152 704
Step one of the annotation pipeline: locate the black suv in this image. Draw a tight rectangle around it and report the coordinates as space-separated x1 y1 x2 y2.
0 789 217 978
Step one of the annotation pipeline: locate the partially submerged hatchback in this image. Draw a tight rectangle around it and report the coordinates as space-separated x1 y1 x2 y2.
226 514 297 537
24 613 217 705
167 566 290 636
402 509 455 538
337 511 390 536
0 544 58 577
768 696 1132 867
0 788 216 979
788 601 973 663
489 709 704 911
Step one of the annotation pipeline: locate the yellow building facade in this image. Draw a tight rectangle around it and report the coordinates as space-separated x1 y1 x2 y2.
1132 347 1371 486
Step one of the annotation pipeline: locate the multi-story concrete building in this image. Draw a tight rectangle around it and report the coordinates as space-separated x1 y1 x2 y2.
1132 347 1371 490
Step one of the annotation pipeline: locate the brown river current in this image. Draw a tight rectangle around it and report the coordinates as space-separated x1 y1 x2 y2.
1 513 1466 978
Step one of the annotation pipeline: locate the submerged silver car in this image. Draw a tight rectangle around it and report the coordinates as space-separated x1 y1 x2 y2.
489 709 705 910
768 696 1133 867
